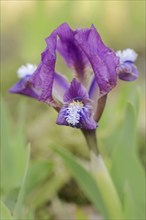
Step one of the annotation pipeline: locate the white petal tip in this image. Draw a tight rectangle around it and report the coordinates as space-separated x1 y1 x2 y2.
116 48 138 64
17 63 37 78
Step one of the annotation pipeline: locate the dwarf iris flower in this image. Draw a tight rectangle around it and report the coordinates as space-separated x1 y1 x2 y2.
10 23 138 130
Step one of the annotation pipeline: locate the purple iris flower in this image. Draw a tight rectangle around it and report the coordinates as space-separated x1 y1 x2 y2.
10 23 137 130
116 48 138 81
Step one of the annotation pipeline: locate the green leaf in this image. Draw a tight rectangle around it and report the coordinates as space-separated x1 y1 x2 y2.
111 102 145 218
90 152 122 219
1 100 28 193
25 161 54 195
123 182 138 219
13 144 31 219
53 146 109 218
26 161 70 210
0 201 13 220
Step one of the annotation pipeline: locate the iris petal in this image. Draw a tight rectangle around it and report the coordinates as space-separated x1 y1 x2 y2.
9 75 41 99
56 78 97 129
52 72 69 104
117 62 138 81
75 25 119 95
63 78 89 102
88 77 100 114
56 105 69 126
80 108 97 130
54 23 90 82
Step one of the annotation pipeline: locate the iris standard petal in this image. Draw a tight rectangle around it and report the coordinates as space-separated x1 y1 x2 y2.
75 25 119 95
88 77 107 122
63 78 89 102
53 23 90 82
52 72 69 104
88 76 100 113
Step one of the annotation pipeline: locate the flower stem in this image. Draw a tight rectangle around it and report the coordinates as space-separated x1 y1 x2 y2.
82 129 99 155
82 129 123 219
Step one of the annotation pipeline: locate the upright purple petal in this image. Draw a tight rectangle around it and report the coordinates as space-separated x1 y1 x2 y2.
52 72 69 104
63 78 89 102
88 76 100 114
30 33 57 106
53 23 90 82
75 25 119 95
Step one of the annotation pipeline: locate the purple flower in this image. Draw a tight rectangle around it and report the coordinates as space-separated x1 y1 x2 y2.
10 23 122 130
116 49 138 81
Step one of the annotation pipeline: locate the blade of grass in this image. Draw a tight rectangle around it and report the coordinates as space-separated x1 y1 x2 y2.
52 146 109 218
0 201 13 220
13 144 30 219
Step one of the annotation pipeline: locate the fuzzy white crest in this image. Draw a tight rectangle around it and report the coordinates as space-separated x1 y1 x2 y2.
65 101 84 126
116 48 138 64
17 63 37 78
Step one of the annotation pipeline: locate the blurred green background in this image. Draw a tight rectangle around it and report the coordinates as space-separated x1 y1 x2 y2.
1 1 145 219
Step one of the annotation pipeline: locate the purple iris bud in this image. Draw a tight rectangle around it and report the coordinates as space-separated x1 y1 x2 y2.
10 23 120 130
116 49 138 81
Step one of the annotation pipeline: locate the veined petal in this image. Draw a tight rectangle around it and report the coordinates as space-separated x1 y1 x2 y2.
9 75 41 99
116 49 138 81
88 77 107 122
56 105 69 126
80 107 97 130
75 25 119 95
63 78 89 102
54 23 90 82
31 33 57 106
52 72 69 104
56 100 97 130
88 76 100 114
56 78 97 130
117 62 138 81
10 32 58 107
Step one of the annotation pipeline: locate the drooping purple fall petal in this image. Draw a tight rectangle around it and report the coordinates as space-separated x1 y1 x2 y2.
9 75 41 99
117 62 138 81
116 48 138 81
56 78 97 129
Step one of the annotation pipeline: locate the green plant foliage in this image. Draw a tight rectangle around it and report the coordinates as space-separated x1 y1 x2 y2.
110 102 145 219
1 101 28 194
13 144 30 219
0 101 71 219
25 160 54 195
53 146 109 218
0 201 13 220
